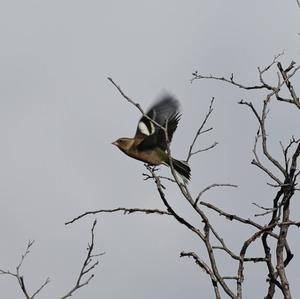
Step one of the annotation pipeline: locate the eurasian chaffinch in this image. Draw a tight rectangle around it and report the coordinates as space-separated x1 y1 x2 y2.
112 94 191 182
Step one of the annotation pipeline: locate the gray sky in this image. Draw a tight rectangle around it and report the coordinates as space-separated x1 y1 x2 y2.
0 0 300 298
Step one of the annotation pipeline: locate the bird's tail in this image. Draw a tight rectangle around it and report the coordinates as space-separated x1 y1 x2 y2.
169 158 191 183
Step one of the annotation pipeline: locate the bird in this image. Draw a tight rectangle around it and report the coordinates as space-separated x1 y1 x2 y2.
112 94 191 182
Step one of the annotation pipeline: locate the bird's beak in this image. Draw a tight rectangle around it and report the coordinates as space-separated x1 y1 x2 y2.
111 140 118 146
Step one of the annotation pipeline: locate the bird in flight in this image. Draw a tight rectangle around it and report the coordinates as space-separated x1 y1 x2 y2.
112 94 191 182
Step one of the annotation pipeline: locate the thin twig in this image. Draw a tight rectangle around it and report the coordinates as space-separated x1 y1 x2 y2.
108 77 166 130
61 220 103 299
277 62 300 109
65 207 171 225
191 72 268 90
195 183 238 205
187 97 216 161
0 240 50 299
180 251 220 298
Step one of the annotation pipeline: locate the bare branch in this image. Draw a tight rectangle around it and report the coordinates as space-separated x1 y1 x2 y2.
191 72 268 90
108 80 235 297
180 251 221 299
0 240 50 299
107 77 145 114
108 77 166 131
276 197 293 299
148 168 205 240
212 247 266 263
189 142 218 158
200 201 280 240
31 278 50 299
252 202 279 217
191 52 284 91
195 183 238 205
237 224 277 298
187 97 216 161
147 168 236 298
65 207 171 225
61 220 103 299
222 276 238 280
251 159 283 185
239 99 286 177
277 62 300 109
107 68 300 299
259 52 285 74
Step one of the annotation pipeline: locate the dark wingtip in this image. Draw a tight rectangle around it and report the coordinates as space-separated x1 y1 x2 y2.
171 159 191 181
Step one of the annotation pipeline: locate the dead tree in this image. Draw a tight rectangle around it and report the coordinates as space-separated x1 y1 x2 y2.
67 54 299 299
2 54 299 298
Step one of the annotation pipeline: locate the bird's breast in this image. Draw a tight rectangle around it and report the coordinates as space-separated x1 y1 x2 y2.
126 148 163 165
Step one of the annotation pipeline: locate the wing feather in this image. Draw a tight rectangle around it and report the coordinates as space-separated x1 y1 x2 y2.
135 94 181 151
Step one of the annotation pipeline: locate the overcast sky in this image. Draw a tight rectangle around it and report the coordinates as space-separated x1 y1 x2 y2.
0 1 300 298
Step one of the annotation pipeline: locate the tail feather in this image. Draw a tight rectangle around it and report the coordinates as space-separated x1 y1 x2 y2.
170 158 191 183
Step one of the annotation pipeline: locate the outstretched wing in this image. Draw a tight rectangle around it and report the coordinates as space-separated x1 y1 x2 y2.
135 94 181 151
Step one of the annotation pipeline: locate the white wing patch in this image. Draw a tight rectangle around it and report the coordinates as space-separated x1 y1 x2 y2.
138 120 155 136
138 121 150 135
149 121 155 134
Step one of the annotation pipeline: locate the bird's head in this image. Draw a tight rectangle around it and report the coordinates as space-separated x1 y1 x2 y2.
112 138 133 152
